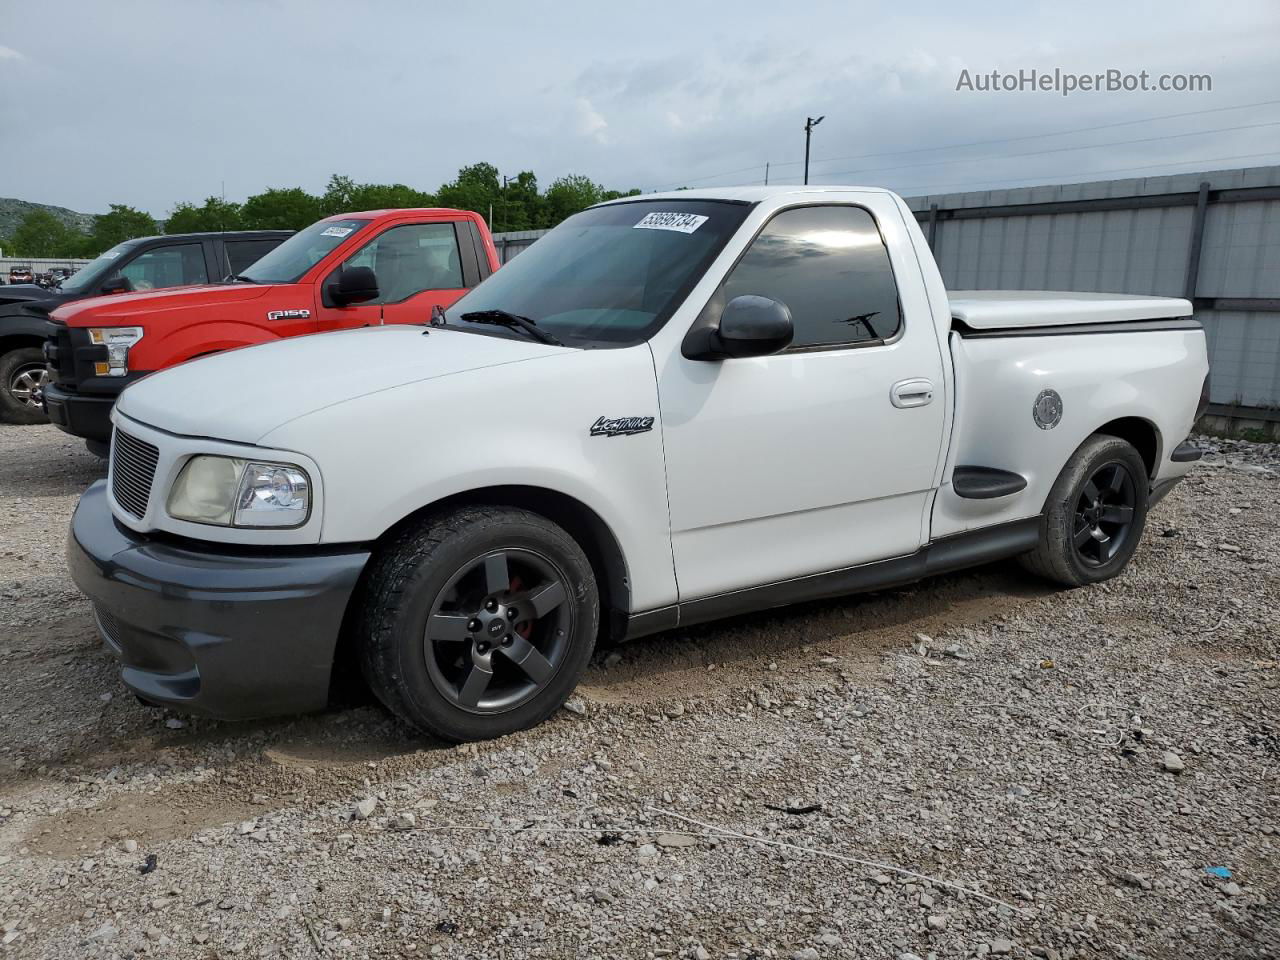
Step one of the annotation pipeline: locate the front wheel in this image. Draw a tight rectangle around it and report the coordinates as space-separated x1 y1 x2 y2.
358 505 599 742
0 347 50 424
1019 434 1150 587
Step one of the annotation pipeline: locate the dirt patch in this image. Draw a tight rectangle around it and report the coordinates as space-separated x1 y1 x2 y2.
21 783 263 859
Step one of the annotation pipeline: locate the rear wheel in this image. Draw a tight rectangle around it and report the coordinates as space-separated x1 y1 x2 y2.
358 505 598 742
0 348 50 424
1020 434 1149 587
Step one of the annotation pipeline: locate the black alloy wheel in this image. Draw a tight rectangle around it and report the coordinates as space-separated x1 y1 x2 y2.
424 547 573 714
358 505 599 742
1071 461 1138 566
1019 433 1150 587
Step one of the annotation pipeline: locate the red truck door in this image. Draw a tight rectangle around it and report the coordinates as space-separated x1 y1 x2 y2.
316 219 471 330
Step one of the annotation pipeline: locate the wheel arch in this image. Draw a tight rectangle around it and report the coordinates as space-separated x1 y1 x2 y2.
1092 416 1162 477
372 484 631 641
0 332 47 355
329 484 632 706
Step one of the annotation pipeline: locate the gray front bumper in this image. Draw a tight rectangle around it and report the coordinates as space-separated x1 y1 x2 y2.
68 481 370 720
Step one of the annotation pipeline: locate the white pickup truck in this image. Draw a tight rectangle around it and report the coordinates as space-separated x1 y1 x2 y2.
69 186 1209 741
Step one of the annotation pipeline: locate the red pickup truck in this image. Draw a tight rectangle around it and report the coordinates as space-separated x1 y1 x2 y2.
44 207 500 452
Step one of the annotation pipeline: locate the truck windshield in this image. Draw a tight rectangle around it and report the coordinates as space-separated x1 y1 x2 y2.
58 242 137 295
238 218 369 284
446 200 751 346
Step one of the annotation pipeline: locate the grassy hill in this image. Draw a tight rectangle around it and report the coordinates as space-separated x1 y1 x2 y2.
0 198 96 239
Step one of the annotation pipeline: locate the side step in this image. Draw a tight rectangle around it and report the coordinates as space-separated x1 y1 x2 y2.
953 466 1028 500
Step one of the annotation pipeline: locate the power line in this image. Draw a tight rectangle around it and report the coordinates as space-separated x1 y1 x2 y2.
812 120 1280 182
797 97 1280 171
652 97 1280 190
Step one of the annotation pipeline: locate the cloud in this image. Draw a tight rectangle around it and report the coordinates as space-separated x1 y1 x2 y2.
574 97 609 144
0 45 24 61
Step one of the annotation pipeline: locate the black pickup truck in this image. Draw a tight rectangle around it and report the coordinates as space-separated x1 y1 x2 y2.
0 229 291 424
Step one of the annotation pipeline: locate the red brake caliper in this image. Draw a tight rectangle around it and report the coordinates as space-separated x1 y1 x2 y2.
508 575 533 639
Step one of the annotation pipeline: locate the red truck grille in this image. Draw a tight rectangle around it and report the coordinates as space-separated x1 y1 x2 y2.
110 429 160 519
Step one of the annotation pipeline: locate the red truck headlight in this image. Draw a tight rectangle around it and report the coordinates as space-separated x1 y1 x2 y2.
87 326 144 377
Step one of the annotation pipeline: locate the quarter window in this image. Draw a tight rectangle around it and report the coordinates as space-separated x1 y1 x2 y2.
720 205 901 349
115 244 209 291
340 223 463 305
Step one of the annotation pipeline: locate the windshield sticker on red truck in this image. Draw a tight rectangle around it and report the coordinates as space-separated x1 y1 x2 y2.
633 212 709 234
320 226 354 238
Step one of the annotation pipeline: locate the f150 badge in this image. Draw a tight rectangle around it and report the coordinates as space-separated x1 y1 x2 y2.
590 415 654 437
267 309 311 321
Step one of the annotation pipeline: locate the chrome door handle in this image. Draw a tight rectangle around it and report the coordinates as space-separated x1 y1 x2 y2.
890 378 935 408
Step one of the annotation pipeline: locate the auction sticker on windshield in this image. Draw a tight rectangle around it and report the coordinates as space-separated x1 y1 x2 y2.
320 226 354 238
634 212 709 234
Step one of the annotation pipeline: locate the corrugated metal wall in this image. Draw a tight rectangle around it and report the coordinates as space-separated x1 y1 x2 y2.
910 165 1280 411
494 164 1280 412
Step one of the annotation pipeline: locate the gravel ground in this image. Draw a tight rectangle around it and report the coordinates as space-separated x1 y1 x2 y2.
0 424 1276 960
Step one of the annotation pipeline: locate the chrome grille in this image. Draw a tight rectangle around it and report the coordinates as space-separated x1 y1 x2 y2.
111 429 159 519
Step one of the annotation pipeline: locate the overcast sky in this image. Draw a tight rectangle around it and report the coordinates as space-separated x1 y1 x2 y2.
1 0 1277 216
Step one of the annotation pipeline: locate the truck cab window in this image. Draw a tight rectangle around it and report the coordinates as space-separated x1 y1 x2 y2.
115 244 209 291
341 223 463 305
722 205 902 349
224 239 282 277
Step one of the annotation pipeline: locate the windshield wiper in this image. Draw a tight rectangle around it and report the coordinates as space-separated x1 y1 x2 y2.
459 310 563 346
228 274 258 284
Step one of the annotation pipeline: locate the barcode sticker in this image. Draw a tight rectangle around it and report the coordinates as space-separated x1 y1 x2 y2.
321 226 354 238
634 212 709 234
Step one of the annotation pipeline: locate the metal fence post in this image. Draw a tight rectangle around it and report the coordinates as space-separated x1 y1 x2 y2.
927 204 939 251
1183 181 1210 301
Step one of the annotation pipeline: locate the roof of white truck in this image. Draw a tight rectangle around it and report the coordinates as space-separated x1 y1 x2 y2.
949 290 1194 329
603 185 895 204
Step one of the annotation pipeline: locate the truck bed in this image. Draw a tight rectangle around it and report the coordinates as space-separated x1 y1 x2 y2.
949 290 1193 330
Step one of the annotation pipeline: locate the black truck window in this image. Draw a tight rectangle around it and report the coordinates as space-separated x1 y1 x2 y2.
721 205 902 349
115 243 209 291
340 223 463 305
224 239 283 277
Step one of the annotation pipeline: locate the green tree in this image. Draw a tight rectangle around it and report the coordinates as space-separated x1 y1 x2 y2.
241 187 322 230
600 188 642 202
165 197 244 234
89 204 158 254
350 182 435 211
435 163 502 222
320 174 435 216
319 174 357 216
494 171 541 232
541 175 603 227
12 210 82 257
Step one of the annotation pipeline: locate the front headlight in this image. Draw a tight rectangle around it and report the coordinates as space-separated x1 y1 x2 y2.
88 326 144 377
167 456 311 528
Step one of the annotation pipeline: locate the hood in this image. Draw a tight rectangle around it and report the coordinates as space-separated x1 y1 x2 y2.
116 325 572 444
0 283 58 308
51 283 275 325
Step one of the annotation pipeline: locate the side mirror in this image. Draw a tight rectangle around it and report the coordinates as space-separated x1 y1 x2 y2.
328 266 379 306
100 276 132 295
688 295 794 360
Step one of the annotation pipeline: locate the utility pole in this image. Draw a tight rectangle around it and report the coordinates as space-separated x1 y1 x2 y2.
764 162 770 185
501 175 514 233
803 115 824 185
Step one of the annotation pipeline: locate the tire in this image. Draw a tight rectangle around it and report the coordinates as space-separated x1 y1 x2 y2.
0 347 50 425
358 505 599 742
1020 434 1150 587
